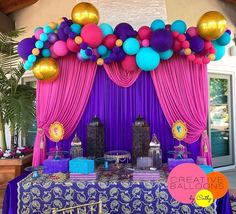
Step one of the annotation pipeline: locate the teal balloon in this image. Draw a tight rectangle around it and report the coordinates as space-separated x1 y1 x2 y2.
123 38 140 55
70 23 81 35
216 32 231 46
40 33 48 42
99 23 113 37
159 49 173 60
171 20 187 34
35 40 44 49
136 47 160 71
151 19 165 31
97 45 108 56
102 50 111 59
80 49 90 59
28 54 36 63
42 49 51 57
34 27 43 33
43 25 53 34
23 60 33 70
213 41 225 61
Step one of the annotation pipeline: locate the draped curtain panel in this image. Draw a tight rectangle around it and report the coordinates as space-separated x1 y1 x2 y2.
47 67 201 163
32 54 97 166
151 56 212 165
103 62 141 87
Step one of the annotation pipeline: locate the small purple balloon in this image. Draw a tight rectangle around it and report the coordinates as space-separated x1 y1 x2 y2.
226 29 231 35
112 46 120 53
69 32 76 39
62 17 68 21
114 23 134 38
44 41 51 49
150 29 173 52
67 20 73 26
185 33 191 41
58 28 68 41
60 22 67 28
90 55 97 62
80 42 88 50
85 49 92 56
17 37 37 60
77 52 84 61
64 26 71 34
189 36 204 53
104 57 111 64
110 53 117 60
48 33 58 43
117 50 126 62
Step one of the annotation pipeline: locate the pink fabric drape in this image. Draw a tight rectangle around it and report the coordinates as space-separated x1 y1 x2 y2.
32 55 97 166
104 62 141 87
151 56 212 166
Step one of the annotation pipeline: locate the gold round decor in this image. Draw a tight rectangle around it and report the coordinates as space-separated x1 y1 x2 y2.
172 120 188 141
49 121 64 142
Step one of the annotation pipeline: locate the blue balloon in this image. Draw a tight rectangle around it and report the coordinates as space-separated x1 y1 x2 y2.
99 23 113 37
136 47 160 71
171 20 187 34
35 40 44 49
39 33 48 42
159 49 173 60
23 60 33 70
123 38 140 55
151 19 165 31
70 23 81 35
213 41 225 61
216 32 231 46
199 165 213 174
97 45 108 56
43 25 53 34
28 54 36 63
42 49 51 57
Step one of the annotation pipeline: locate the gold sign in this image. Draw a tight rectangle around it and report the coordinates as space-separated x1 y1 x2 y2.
49 121 64 142
172 120 188 141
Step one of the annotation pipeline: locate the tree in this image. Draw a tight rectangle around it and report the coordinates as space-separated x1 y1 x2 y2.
0 29 36 151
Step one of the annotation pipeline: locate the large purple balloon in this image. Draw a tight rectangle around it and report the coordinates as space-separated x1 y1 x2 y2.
58 28 68 41
17 37 36 60
189 36 204 53
114 23 134 39
150 29 173 52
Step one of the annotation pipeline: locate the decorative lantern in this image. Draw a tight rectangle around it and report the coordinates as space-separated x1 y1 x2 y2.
148 134 162 170
70 133 83 159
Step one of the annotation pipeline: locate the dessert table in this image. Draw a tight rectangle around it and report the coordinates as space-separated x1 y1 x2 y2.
2 167 232 214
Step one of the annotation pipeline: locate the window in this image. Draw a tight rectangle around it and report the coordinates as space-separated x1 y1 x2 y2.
21 76 37 147
209 73 234 167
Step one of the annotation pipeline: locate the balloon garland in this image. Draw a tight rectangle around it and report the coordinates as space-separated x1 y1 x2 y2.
17 2 231 81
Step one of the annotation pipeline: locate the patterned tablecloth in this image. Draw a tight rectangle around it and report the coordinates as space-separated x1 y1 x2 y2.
17 166 217 214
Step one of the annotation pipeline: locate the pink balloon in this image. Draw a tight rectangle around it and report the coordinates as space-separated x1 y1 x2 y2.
182 40 190 49
103 34 117 49
49 45 59 58
204 40 212 50
53 41 68 56
172 40 181 52
81 24 103 48
203 57 210 64
121 55 137 71
141 39 150 47
194 57 203 64
66 38 80 53
186 27 197 37
177 34 186 42
35 29 44 40
172 31 179 38
138 26 151 40
209 47 216 54
187 54 195 61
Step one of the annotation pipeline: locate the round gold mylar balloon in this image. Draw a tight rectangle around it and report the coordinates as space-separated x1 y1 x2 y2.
71 2 99 26
197 11 227 40
32 58 59 81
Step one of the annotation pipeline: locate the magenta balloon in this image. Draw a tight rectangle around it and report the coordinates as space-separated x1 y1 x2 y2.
66 38 80 53
53 41 68 56
17 37 37 60
34 29 44 40
189 36 204 53
150 29 173 52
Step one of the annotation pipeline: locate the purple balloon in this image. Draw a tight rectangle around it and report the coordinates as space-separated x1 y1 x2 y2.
60 22 68 28
112 46 120 53
17 37 37 60
44 41 51 49
67 20 73 26
226 29 231 35
80 42 88 50
69 32 76 39
110 53 117 61
64 26 71 34
104 57 111 64
114 23 134 38
85 49 92 56
48 33 58 44
117 50 126 62
185 33 191 41
76 52 84 61
90 55 97 62
150 29 173 52
119 34 128 41
189 36 204 53
58 28 68 41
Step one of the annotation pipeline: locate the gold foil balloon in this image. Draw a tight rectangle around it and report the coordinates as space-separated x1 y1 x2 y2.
71 2 99 25
32 58 59 81
197 11 227 40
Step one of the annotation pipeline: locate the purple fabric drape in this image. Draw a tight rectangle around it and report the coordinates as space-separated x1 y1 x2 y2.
48 66 200 162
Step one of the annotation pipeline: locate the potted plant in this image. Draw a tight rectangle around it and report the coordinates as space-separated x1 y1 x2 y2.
0 29 36 207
